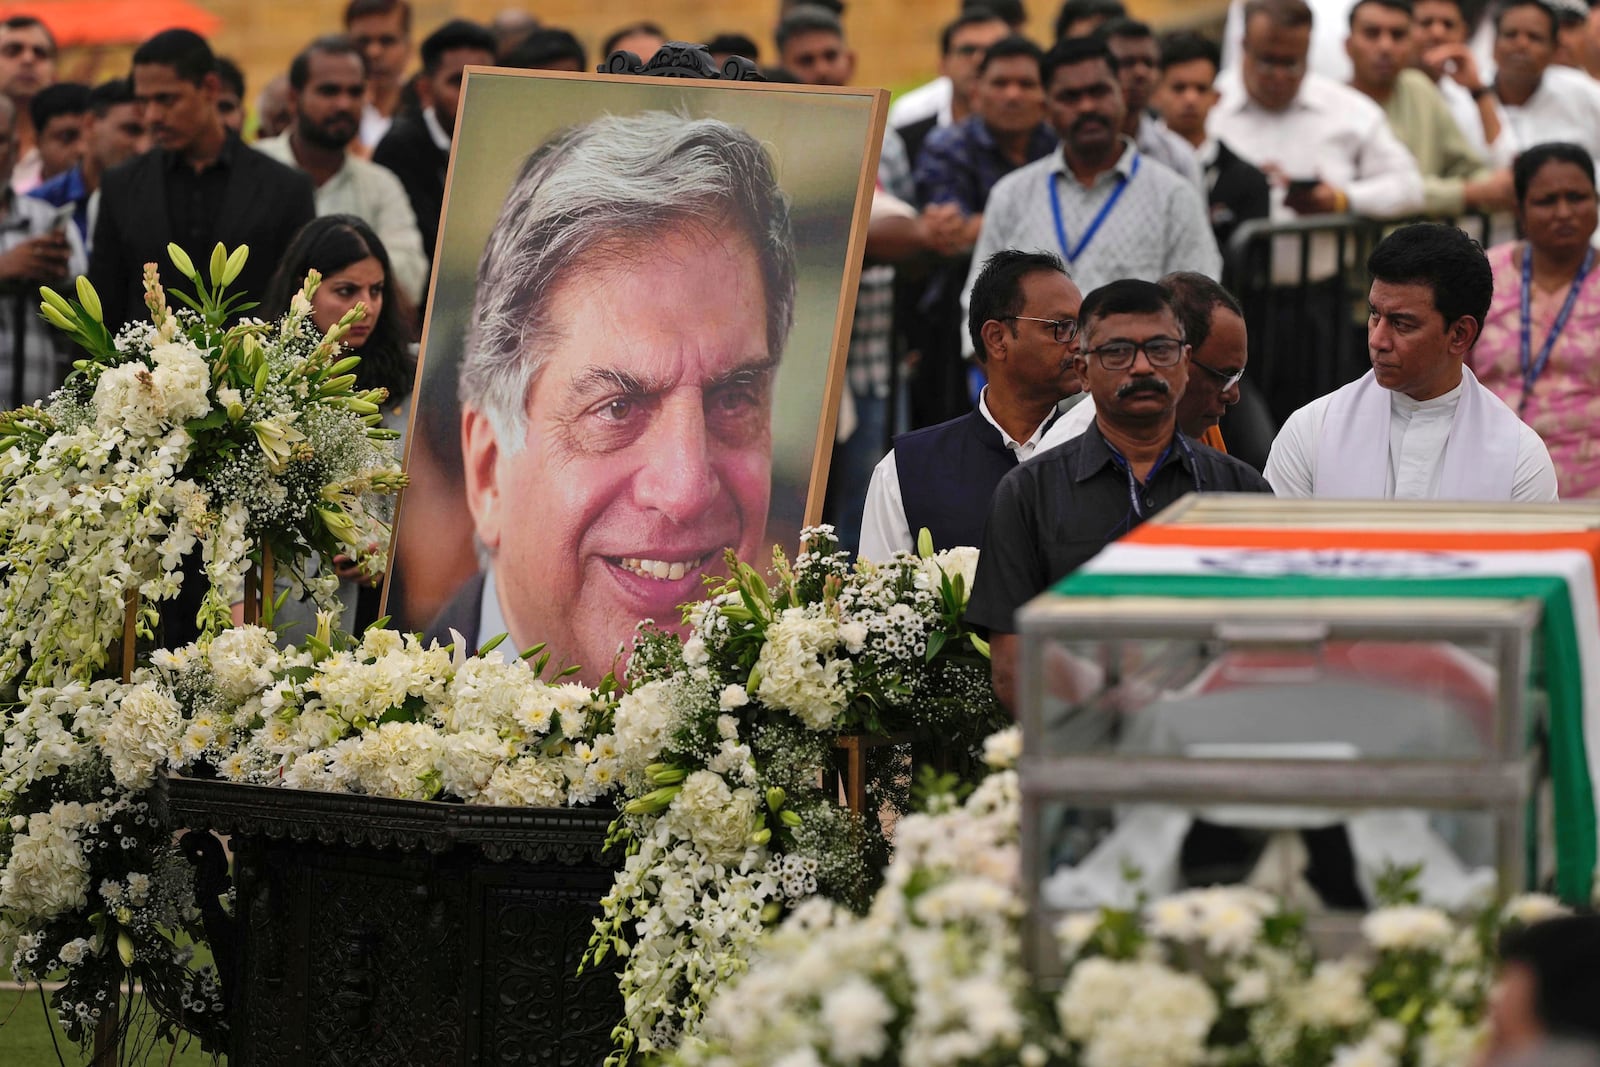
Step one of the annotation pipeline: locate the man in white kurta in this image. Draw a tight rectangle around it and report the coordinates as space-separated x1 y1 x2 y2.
1266 222 1557 502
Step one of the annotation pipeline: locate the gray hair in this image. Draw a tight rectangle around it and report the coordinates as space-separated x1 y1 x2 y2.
459 110 798 449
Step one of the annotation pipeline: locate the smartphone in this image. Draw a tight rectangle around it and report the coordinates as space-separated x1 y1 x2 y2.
1285 178 1320 197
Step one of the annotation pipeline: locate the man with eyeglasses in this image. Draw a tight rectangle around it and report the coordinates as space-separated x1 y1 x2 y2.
0 16 56 196
962 36 1220 353
1041 270 1251 453
1096 18 1201 188
1266 222 1557 501
859 249 1083 561
893 9 1011 167
968 278 1272 712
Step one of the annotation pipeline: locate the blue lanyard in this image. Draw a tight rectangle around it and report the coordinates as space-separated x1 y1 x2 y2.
1048 155 1140 264
1519 243 1594 415
1104 432 1202 521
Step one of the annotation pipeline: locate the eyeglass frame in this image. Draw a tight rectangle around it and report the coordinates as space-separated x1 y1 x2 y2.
1190 359 1246 391
1082 336 1188 370
1002 315 1080 344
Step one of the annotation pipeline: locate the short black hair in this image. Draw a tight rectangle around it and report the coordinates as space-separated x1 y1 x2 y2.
214 56 244 99
343 0 411 34
1078 278 1180 342
1160 30 1221 73
941 9 1007 55
1098 16 1155 41
969 249 1069 361
29 82 89 133
1366 222 1493 331
1243 0 1315 31
601 21 668 57
132 29 217 85
706 32 760 61
289 35 367 91
420 19 496 74
1 15 55 55
978 35 1045 76
504 28 588 70
776 6 845 51
1514 141 1597 204
1054 0 1127 42
1159 272 1243 353
1498 914 1600 1044
1349 0 1414 28
965 0 1028 27
1495 1 1560 42
88 77 136 119
1042 35 1116 88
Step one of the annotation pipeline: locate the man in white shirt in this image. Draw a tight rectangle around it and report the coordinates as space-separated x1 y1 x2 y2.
345 0 412 151
1266 222 1557 502
1210 0 1423 223
963 36 1220 351
860 250 1083 560
1491 0 1600 163
1099 17 1202 186
1413 0 1517 168
255 35 428 303
888 0 1026 131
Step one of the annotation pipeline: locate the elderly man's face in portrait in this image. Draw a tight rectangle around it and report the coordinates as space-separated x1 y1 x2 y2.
462 224 775 680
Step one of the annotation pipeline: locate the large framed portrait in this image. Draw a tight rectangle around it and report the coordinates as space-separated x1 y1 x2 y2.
383 64 887 685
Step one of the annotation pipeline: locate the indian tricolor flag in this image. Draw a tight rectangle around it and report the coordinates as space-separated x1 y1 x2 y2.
1055 524 1600 903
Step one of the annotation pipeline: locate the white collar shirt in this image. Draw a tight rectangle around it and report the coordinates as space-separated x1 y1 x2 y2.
359 101 393 150
1264 374 1559 502
421 107 452 153
888 76 952 130
1208 70 1423 220
856 389 1058 561
1499 65 1600 164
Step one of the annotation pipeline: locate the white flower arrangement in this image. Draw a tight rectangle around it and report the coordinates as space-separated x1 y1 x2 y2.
0 243 405 690
583 527 1008 1064
670 726 1578 1067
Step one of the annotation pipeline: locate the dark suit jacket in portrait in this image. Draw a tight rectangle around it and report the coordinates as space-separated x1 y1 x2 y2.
88 135 316 330
1205 138 1271 254
372 113 450 262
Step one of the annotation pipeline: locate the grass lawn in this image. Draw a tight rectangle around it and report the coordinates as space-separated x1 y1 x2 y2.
0 987 220 1066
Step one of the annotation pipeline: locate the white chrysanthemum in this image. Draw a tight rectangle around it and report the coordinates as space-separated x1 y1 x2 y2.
718 684 749 711
339 721 443 800
819 976 894 1064
435 731 512 801
1362 905 1455 952
1502 893 1569 926
205 625 280 702
982 727 1022 770
479 759 568 807
1290 959 1372 1029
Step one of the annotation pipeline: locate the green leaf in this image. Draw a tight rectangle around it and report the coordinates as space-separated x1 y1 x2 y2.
183 408 229 434
924 629 947 663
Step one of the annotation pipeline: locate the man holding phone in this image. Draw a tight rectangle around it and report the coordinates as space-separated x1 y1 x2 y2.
0 92 86 408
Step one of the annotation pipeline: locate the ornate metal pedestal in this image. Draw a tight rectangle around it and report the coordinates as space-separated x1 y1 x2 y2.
165 777 621 1066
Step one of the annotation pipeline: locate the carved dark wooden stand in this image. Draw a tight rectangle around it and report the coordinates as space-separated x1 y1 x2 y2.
165 778 620 1066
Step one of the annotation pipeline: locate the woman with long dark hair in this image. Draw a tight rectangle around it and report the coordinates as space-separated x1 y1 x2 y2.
265 215 418 637
265 213 418 411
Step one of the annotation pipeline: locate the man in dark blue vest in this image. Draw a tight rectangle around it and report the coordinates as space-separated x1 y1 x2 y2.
858 249 1083 558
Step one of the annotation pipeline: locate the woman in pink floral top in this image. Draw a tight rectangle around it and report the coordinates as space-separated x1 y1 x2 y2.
1473 142 1600 499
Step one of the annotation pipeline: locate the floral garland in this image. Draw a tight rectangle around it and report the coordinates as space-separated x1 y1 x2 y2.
671 727 1576 1067
0 243 404 690
583 528 1008 1063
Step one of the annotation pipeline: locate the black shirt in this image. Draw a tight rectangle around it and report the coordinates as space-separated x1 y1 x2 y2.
965 422 1273 634
163 133 240 259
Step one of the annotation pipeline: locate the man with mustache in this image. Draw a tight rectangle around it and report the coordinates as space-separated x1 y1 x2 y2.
1266 222 1557 501
962 36 1220 353
256 35 428 304
90 29 315 330
967 278 1272 712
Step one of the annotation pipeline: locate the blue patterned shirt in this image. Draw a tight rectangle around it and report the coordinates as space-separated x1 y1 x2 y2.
914 115 1058 215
